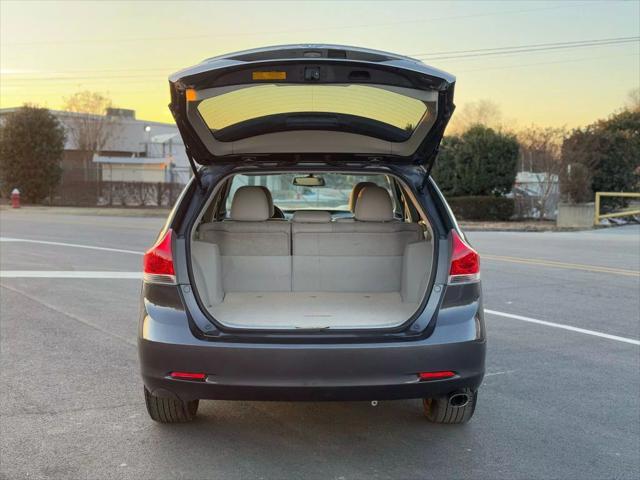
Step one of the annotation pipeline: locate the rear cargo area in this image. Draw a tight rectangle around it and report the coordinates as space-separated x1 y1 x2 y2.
210 292 417 329
190 181 434 330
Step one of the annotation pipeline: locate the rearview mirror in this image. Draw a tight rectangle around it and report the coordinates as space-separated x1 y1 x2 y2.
293 175 325 187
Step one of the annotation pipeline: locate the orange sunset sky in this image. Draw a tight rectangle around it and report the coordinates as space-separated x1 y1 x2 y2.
1 0 639 130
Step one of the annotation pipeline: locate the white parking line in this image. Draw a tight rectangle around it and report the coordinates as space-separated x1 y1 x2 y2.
485 309 640 346
0 271 141 279
484 370 517 377
0 237 142 255
3 235 638 347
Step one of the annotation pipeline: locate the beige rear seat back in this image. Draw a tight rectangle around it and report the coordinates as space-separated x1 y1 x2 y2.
199 186 291 292
292 186 424 292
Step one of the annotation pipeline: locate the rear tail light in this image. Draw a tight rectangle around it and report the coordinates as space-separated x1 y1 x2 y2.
169 371 206 380
143 229 176 284
448 230 480 284
418 371 456 380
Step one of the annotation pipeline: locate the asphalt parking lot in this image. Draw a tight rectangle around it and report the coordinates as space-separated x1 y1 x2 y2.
1 209 638 480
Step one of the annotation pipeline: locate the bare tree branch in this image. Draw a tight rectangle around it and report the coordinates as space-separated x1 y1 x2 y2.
626 87 640 113
62 91 123 181
447 99 503 134
64 91 119 156
516 125 566 219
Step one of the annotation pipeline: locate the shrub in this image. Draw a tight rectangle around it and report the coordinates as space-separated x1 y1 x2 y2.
560 162 592 204
433 125 520 197
0 105 66 202
446 196 515 221
561 109 640 203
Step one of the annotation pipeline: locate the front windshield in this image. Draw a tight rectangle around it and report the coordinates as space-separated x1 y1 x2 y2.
226 173 395 211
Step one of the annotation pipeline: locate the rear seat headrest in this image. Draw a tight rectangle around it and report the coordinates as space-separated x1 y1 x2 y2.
230 186 271 221
292 210 331 223
354 186 394 222
349 181 378 213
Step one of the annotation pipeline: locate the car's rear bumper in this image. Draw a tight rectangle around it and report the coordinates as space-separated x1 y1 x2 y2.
139 320 485 402
142 373 485 402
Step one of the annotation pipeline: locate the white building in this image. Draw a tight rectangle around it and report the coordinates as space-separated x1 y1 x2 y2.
0 107 192 184
94 131 191 184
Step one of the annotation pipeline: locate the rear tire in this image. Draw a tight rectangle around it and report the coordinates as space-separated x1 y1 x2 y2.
144 387 199 423
423 389 477 424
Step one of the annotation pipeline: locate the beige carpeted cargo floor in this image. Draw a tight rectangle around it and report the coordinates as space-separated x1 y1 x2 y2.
211 291 418 329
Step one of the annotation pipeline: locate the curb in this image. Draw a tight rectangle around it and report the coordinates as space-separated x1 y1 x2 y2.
0 205 171 218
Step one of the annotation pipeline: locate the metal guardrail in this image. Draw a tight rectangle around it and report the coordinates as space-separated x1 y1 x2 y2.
594 192 640 225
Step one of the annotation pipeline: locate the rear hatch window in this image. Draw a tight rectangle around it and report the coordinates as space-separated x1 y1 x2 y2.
197 84 428 141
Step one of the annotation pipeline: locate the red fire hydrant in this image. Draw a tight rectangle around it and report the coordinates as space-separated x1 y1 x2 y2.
11 188 20 208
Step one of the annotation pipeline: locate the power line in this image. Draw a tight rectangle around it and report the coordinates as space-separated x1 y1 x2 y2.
0 67 179 76
4 52 637 97
414 37 639 61
410 36 640 58
3 34 635 80
2 73 171 83
2 35 637 84
454 52 639 73
1 2 596 47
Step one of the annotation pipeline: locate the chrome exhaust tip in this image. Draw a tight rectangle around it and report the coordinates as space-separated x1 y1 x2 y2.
448 392 470 408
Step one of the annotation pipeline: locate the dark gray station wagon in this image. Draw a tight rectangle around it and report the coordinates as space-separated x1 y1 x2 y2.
139 44 485 424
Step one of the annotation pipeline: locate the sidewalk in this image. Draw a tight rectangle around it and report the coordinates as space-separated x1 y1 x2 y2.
458 220 563 232
0 206 589 230
0 205 171 218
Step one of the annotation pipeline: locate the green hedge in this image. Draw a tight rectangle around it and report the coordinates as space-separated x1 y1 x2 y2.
432 125 520 197
447 196 515 221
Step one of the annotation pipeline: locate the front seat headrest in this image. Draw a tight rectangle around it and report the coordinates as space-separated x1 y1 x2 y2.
230 186 271 221
354 186 394 222
349 181 378 213
258 186 275 218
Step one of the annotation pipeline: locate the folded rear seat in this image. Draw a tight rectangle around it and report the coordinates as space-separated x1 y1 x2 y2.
199 186 291 292
292 187 424 293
